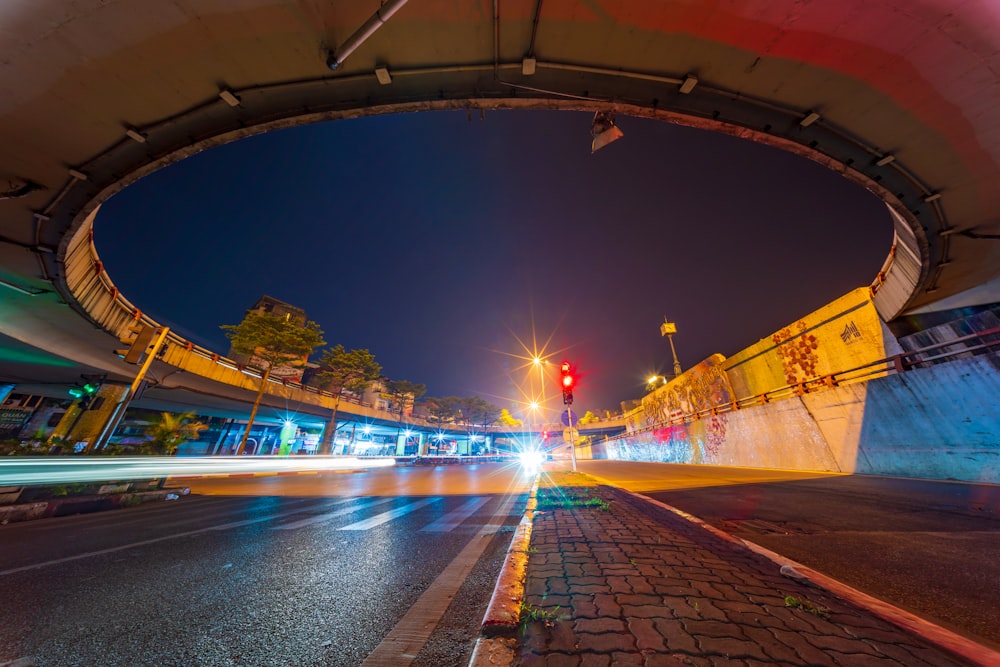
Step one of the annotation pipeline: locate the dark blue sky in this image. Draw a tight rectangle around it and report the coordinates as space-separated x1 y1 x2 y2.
96 109 892 413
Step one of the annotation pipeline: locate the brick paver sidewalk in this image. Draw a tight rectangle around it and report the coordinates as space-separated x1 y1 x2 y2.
518 483 973 666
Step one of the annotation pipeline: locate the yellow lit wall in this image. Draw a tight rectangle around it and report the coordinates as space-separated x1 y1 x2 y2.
724 287 901 399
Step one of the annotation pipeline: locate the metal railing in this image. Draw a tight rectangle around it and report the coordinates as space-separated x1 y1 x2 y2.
613 326 1000 441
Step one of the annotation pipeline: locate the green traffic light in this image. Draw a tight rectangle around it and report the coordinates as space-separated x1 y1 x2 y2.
69 382 99 399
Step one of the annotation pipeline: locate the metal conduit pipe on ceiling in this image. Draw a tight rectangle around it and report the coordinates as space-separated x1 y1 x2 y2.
327 0 411 71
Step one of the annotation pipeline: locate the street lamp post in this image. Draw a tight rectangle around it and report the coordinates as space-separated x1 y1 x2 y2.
660 318 682 379
533 357 547 436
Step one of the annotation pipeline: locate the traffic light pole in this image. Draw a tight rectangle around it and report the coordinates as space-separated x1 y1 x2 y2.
567 407 577 472
560 361 578 473
92 326 170 451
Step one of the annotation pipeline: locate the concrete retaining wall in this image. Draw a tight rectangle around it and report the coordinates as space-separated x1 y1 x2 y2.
609 351 1000 484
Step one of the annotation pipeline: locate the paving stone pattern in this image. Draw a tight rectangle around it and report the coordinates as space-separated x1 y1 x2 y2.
518 486 970 666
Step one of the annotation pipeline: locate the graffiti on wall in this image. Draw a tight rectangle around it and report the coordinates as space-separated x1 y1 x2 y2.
773 320 821 385
630 354 735 462
641 354 734 428
725 288 895 398
607 423 696 463
610 412 729 464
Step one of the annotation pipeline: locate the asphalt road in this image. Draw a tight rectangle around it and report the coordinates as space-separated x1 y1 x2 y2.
0 464 533 667
575 459 1000 649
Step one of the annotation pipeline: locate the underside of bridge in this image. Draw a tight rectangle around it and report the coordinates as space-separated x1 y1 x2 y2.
0 1 998 456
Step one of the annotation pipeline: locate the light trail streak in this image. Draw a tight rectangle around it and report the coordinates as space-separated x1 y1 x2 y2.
0 456 397 486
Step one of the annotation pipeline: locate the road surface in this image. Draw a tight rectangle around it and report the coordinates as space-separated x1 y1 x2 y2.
0 463 533 667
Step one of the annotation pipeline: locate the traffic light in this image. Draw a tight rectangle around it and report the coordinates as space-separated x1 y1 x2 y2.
68 382 98 400
115 323 156 364
69 381 102 409
560 360 575 405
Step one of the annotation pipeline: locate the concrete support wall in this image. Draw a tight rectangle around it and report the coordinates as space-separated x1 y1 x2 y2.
609 351 1000 483
49 384 129 450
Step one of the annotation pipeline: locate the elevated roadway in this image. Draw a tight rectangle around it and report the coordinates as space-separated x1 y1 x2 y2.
1 1 999 440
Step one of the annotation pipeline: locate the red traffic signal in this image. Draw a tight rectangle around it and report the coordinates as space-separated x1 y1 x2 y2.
560 360 575 405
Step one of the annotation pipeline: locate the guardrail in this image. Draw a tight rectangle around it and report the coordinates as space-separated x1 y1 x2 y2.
614 325 1000 441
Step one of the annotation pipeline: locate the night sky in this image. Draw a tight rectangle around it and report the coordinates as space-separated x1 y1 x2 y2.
96 110 892 415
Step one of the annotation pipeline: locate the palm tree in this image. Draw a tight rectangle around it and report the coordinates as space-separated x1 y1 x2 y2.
142 412 208 455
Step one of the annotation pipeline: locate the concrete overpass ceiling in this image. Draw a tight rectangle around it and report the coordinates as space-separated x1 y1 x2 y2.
2 0 1000 371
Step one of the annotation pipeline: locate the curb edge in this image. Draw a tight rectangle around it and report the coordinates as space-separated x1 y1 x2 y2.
627 488 1000 667
468 478 539 666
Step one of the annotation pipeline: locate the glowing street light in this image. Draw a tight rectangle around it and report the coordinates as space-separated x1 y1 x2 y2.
646 375 667 392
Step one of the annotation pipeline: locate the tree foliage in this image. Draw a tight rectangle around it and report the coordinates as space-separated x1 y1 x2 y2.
314 345 381 454
496 408 523 427
455 396 502 428
315 345 381 396
142 412 207 456
422 396 461 425
222 311 325 372
221 311 325 454
382 379 427 417
422 395 503 428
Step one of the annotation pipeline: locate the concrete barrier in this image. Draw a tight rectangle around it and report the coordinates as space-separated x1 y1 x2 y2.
609 350 1000 483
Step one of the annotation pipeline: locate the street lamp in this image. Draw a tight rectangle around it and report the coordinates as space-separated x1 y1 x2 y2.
660 318 682 378
646 375 666 392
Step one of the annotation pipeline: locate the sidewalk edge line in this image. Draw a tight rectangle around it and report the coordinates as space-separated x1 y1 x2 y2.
625 488 1000 667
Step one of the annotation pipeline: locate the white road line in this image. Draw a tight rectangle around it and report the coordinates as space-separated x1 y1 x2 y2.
273 497 393 530
420 497 489 532
360 493 519 666
0 500 313 577
339 497 441 531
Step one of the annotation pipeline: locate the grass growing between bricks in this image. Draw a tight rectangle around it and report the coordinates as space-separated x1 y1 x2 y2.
784 595 831 618
535 470 611 511
519 602 563 630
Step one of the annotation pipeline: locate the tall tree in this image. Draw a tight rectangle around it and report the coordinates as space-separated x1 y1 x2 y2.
383 379 427 419
453 396 501 454
314 345 381 455
222 311 325 455
455 396 501 428
423 396 461 427
383 379 427 448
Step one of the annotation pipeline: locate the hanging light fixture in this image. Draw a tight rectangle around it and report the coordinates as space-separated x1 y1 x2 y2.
590 111 624 153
